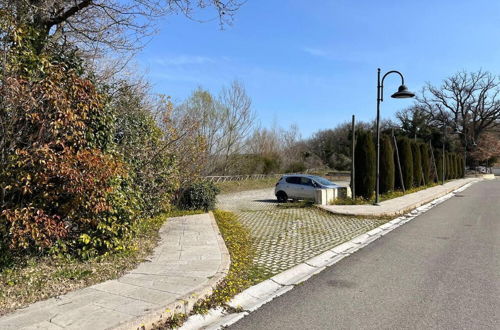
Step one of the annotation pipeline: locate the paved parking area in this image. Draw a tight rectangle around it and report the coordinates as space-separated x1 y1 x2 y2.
218 189 386 276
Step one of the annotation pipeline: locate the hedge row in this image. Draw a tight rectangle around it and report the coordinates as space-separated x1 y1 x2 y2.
354 131 464 199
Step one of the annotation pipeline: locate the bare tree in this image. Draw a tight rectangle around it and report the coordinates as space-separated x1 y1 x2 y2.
416 70 500 143
218 80 255 174
174 81 255 175
1 0 242 55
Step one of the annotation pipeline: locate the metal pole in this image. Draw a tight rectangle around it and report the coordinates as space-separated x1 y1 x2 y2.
351 115 356 200
375 68 381 204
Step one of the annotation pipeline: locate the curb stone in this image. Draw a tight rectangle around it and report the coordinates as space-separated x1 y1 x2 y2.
179 180 478 330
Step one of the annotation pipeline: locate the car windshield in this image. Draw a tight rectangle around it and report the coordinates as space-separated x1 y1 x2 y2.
311 176 335 186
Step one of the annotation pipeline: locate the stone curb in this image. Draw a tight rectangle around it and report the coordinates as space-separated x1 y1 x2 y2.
115 212 231 330
179 180 478 330
317 178 480 217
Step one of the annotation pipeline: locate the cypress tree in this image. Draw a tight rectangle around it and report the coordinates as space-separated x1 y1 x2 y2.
420 143 431 185
397 137 414 190
446 152 452 179
452 153 457 179
412 141 423 187
354 130 376 199
459 155 465 178
436 150 444 182
380 135 395 194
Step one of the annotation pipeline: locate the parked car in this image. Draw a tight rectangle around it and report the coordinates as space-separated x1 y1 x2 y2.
274 174 340 202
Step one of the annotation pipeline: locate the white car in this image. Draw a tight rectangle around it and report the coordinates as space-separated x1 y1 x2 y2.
274 174 341 202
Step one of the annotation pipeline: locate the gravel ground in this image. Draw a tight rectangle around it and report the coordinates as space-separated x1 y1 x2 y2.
217 188 386 275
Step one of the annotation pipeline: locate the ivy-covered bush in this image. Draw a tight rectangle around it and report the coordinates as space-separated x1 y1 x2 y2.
178 181 220 211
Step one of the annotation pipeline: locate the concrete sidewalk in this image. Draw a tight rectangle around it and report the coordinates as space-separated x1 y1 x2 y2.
319 178 480 217
0 213 230 330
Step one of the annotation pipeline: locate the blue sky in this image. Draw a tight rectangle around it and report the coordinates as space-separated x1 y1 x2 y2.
137 0 500 138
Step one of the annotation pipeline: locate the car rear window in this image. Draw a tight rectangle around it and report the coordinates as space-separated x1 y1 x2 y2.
285 176 301 184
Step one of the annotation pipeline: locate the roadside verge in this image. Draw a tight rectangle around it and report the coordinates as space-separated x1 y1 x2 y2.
318 178 479 217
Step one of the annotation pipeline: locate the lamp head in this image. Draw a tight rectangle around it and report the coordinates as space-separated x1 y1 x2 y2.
391 85 415 99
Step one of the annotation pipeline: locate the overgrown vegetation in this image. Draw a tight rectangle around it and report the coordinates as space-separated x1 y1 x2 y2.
0 209 202 315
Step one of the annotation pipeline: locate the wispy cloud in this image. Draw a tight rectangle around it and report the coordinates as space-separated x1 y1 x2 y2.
151 55 216 66
302 47 329 57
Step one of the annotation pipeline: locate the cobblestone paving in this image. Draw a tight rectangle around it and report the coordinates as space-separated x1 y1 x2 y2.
218 189 387 276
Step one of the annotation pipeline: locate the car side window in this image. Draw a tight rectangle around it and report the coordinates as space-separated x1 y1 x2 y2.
300 177 313 186
285 176 300 184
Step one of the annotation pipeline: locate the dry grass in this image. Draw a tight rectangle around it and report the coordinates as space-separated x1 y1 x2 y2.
216 176 280 194
0 209 203 316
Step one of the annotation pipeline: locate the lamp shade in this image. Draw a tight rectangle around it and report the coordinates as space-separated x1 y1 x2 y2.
391 85 415 98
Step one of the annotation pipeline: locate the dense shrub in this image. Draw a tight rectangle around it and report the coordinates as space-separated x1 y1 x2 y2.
178 181 220 211
285 161 307 173
380 135 395 194
411 141 423 187
397 137 414 190
354 130 376 199
0 61 137 258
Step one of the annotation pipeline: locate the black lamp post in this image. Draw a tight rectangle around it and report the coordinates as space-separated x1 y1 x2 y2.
375 68 415 204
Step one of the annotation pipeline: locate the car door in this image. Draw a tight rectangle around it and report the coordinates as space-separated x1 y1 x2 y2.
285 176 301 198
298 177 316 200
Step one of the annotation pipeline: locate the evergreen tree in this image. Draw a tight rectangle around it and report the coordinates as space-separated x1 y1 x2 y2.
420 143 431 185
412 141 423 187
436 150 444 182
397 137 414 190
380 135 395 194
354 130 376 199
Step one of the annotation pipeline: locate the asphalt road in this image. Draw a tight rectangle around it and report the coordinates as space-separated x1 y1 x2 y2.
229 179 500 330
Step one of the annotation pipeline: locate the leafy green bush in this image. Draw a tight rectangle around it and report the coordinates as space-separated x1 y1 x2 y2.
178 181 220 211
380 135 395 194
354 130 376 199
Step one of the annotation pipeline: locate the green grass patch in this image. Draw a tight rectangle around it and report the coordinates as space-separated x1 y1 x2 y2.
216 176 279 194
0 208 202 316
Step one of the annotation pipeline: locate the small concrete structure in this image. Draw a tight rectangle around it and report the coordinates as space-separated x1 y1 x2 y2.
483 173 495 180
314 186 352 205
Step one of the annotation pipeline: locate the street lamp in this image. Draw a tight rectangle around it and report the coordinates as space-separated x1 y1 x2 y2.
375 68 415 204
